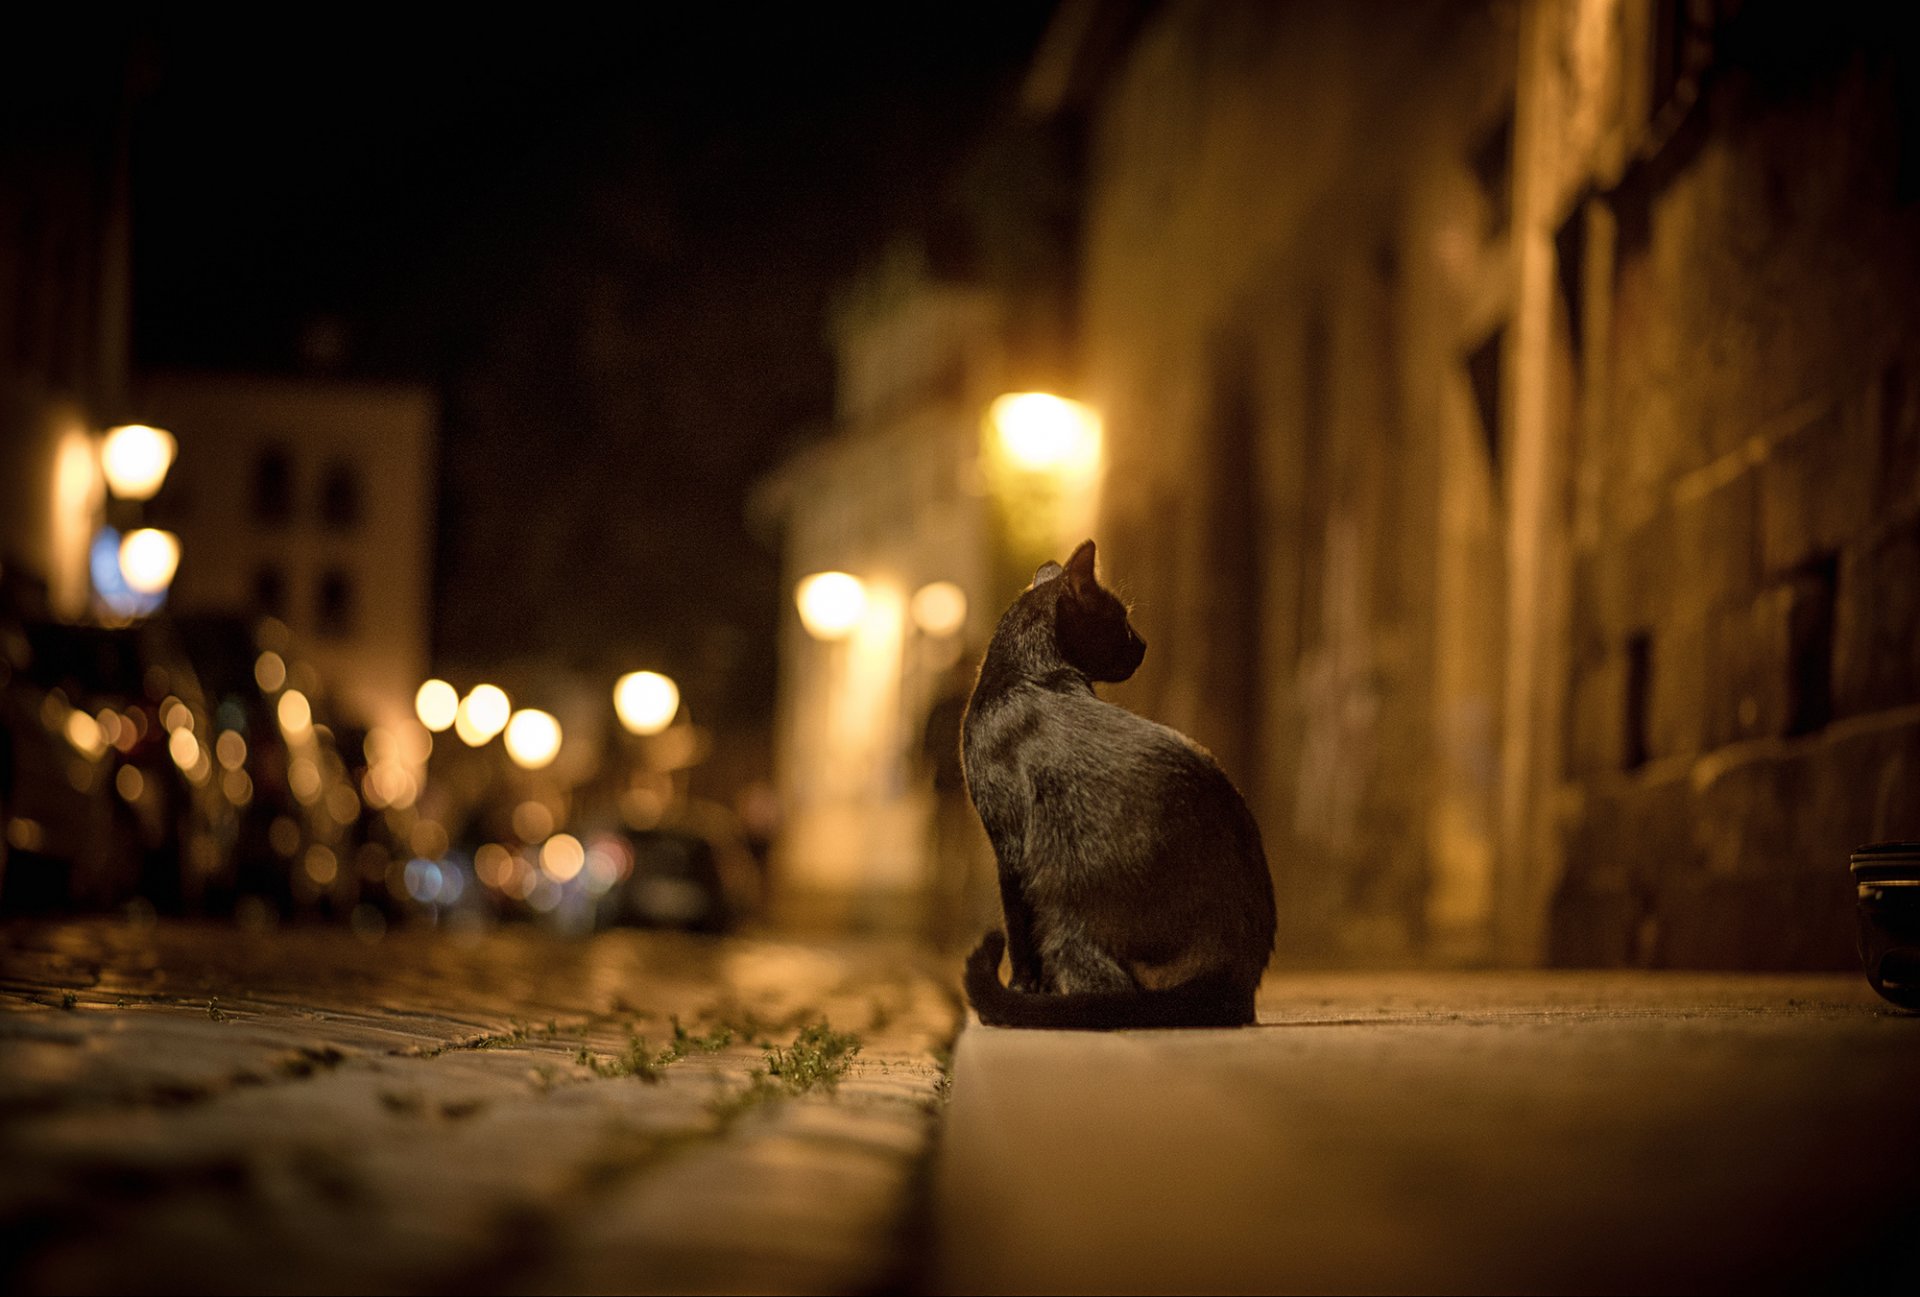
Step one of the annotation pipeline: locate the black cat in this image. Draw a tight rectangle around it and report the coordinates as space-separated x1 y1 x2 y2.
961 539 1276 1029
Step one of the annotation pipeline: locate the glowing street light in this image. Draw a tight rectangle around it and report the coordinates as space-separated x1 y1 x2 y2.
414 679 459 732
614 671 680 736
455 684 510 746
503 708 562 770
795 571 867 640
100 424 177 501
910 581 968 638
117 528 180 594
986 393 1101 477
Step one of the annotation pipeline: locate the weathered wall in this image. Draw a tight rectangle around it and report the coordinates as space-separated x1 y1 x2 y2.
1551 3 1920 968
1078 0 1919 966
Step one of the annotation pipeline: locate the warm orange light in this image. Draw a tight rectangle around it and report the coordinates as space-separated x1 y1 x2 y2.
614 671 680 736
987 393 1101 476
118 529 180 594
414 679 459 732
455 684 510 745
504 709 562 770
910 581 968 637
539 833 585 882
796 572 867 640
101 424 177 501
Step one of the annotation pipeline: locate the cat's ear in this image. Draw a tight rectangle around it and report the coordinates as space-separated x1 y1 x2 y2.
1063 539 1098 599
1030 561 1064 588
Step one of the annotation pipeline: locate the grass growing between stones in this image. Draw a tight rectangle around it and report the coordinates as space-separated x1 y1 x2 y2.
707 1022 863 1126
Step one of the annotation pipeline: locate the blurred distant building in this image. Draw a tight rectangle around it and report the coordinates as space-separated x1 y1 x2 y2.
756 246 1032 931
0 42 134 618
137 372 437 738
1041 0 1920 968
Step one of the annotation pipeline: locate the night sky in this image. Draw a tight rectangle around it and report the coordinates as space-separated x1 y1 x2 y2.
124 8 1057 725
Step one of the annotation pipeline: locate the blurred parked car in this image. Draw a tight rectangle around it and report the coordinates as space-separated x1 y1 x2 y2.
171 614 368 918
0 615 232 914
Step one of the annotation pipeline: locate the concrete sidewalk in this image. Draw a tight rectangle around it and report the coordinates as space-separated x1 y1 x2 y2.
0 919 957 1294
933 972 1920 1294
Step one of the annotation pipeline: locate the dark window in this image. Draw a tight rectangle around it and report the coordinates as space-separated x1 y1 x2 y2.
1624 632 1653 770
319 460 363 530
316 569 355 639
1786 556 1837 736
253 447 293 526
253 566 286 619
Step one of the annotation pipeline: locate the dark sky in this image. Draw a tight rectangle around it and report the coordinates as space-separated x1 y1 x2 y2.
125 8 1058 724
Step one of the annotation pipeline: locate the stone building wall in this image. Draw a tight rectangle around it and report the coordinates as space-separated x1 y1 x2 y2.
1074 0 1919 966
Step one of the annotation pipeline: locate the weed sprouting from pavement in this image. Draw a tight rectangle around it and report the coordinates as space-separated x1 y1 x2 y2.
60 992 77 1010
704 1021 863 1126
207 999 227 1022
577 1033 672 1083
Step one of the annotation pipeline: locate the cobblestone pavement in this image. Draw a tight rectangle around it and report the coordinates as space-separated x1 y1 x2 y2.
0 919 958 1295
935 972 1920 1294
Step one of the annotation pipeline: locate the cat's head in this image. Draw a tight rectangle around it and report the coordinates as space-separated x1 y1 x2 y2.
1031 539 1146 682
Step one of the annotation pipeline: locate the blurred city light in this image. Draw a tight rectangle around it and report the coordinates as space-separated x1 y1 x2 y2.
64 710 107 759
511 799 554 842
254 650 287 692
414 679 459 732
504 708 562 769
614 670 680 736
987 392 1102 477
100 424 177 500
278 689 313 735
168 728 199 772
117 528 181 595
89 528 164 618
910 581 968 637
796 571 867 640
456 684 510 746
539 833 585 882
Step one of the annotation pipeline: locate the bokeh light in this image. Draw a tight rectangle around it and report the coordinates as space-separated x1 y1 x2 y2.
988 392 1102 476
255 650 287 692
278 689 312 735
415 679 459 731
100 424 177 501
504 708 562 769
910 581 968 637
539 833 585 882
118 528 181 595
614 671 680 736
795 572 866 640
456 684 510 745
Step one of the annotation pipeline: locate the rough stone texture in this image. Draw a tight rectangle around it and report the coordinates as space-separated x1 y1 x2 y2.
0 919 957 1295
1076 0 1920 966
935 974 1920 1294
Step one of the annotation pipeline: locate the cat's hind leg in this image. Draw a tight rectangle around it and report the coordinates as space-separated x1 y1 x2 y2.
1041 921 1136 994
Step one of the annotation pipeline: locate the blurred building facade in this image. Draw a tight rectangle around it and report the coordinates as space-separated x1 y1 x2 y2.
1051 0 1919 968
757 248 1024 931
137 373 437 739
0 42 134 618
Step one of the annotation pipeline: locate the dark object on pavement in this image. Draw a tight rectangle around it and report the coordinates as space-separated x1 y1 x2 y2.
1852 842 1920 1011
960 540 1273 1029
965 930 1255 1029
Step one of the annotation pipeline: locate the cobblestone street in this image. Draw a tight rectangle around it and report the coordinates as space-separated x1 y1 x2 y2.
0 920 957 1295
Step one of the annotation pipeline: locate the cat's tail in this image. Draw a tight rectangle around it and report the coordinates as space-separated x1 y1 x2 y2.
964 930 1256 1030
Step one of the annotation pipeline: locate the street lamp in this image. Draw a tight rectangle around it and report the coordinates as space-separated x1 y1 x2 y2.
455 684 510 746
910 581 968 637
117 528 180 595
986 393 1101 478
100 424 177 501
795 571 866 640
414 679 459 732
614 671 680 736
504 708 562 770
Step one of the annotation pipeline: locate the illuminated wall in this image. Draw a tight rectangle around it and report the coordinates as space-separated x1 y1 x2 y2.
1065 0 1920 967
